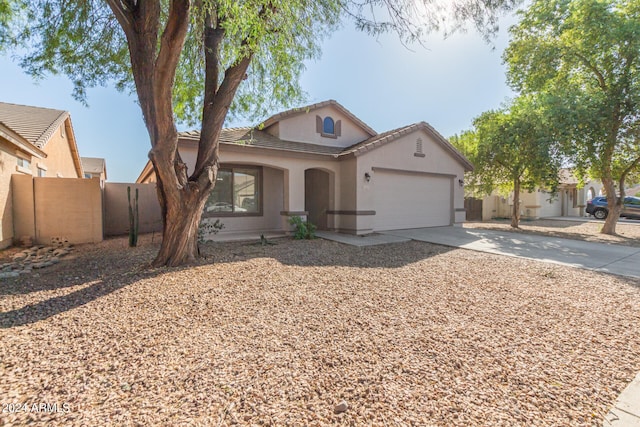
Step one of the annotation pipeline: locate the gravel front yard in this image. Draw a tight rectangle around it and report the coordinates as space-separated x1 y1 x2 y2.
1 235 640 426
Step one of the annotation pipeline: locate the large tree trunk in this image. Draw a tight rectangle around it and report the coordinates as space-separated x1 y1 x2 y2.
153 187 209 267
149 142 216 267
511 178 521 228
601 177 622 235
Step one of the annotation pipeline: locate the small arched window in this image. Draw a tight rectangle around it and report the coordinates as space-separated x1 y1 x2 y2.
323 117 335 135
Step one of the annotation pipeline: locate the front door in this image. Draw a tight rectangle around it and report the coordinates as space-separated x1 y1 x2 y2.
304 169 330 230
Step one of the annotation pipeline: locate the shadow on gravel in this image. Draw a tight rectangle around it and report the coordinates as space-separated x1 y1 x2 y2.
0 242 187 329
0 237 454 329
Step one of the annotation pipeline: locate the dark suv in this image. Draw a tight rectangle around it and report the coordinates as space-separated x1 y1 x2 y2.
585 196 640 219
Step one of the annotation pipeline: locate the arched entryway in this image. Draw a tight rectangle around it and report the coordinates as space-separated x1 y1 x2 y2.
304 168 332 230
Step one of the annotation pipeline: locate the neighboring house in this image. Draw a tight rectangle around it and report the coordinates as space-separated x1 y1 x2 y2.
81 157 107 187
0 101 84 248
137 100 473 237
479 169 604 221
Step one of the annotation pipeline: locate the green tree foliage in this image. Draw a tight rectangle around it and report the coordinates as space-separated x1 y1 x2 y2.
457 96 561 228
504 0 640 234
3 0 522 266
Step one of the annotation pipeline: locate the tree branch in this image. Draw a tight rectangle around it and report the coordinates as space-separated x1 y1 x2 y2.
104 0 134 35
572 51 607 91
154 0 190 133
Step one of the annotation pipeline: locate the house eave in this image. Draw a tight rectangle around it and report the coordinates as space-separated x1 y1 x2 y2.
0 124 47 159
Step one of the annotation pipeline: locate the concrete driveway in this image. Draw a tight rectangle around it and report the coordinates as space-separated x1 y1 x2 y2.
382 226 640 280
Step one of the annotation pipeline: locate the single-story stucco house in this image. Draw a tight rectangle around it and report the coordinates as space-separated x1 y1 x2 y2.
137 100 473 236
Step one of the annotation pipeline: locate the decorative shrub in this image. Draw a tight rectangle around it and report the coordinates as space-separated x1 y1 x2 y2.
288 216 317 240
198 219 225 243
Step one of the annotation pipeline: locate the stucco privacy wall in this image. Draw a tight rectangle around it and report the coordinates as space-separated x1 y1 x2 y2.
103 182 162 236
11 174 35 244
13 177 103 245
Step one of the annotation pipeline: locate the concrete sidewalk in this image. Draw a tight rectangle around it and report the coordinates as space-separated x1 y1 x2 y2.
604 372 640 426
382 226 640 280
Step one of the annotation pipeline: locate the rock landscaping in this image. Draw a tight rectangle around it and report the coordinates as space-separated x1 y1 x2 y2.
1 243 73 278
0 234 639 426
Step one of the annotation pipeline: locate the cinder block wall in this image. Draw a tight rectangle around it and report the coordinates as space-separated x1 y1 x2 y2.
103 183 162 236
33 177 103 244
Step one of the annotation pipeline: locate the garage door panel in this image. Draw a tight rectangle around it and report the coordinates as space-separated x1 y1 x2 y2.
374 172 451 230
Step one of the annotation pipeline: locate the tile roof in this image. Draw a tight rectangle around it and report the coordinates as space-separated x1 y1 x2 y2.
180 128 345 156
258 100 377 137
0 101 69 148
180 121 474 172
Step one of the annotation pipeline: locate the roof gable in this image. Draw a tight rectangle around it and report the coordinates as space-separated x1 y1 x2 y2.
259 100 377 147
259 100 377 136
341 122 474 171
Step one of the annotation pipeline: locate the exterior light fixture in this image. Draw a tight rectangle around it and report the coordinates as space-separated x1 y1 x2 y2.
458 179 464 187
364 172 371 182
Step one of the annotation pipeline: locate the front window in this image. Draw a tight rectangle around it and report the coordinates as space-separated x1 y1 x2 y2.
38 167 46 177
204 166 261 216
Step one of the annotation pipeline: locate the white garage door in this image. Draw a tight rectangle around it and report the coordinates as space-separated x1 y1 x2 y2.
373 171 451 231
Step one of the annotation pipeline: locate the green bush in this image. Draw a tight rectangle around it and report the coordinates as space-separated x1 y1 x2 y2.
288 216 316 240
198 219 225 243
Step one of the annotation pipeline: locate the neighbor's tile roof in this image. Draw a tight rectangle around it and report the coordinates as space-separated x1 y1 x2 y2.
180 128 345 156
0 101 69 148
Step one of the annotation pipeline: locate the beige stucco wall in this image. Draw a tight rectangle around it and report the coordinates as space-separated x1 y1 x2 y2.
176 142 345 236
355 128 466 231
0 141 18 248
39 120 80 178
33 177 102 244
11 173 36 245
103 182 162 236
266 105 372 148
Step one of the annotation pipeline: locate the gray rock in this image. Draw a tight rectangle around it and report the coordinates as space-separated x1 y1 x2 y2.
49 257 60 264
0 271 20 279
334 401 348 414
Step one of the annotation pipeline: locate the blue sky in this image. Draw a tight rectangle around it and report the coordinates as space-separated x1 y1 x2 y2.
0 12 517 183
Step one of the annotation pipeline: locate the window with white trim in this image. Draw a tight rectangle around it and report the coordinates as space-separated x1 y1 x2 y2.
37 167 47 177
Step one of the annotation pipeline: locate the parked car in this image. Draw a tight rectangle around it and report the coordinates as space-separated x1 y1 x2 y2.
585 196 640 219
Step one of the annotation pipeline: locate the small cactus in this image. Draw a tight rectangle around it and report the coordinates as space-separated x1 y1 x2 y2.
127 186 139 247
